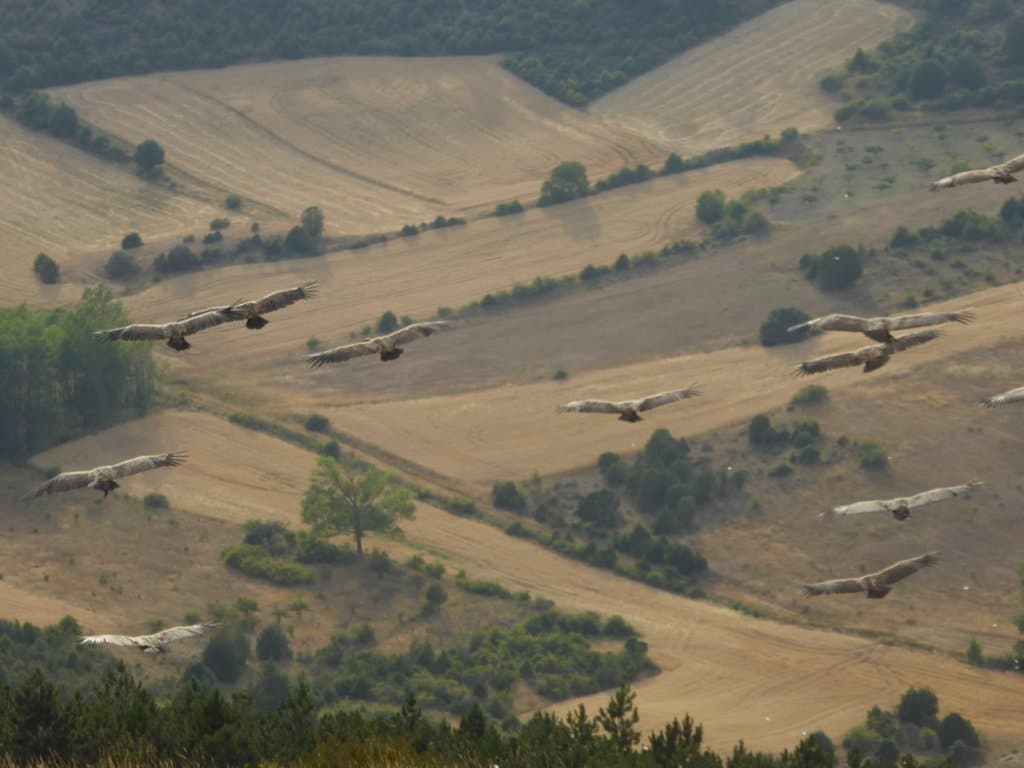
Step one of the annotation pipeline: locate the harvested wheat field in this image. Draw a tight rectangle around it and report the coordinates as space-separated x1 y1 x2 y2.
30 410 315 526
591 0 915 154
396 503 1024 753
118 157 797 379
51 55 665 231
0 116 230 307
316 282 1024 489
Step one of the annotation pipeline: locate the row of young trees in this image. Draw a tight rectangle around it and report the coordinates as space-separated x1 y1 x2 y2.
0 286 154 460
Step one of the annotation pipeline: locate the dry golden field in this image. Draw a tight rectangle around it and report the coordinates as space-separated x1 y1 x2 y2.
0 117 234 306
307 284 1018 488
591 0 915 154
49 56 665 232
116 157 797 381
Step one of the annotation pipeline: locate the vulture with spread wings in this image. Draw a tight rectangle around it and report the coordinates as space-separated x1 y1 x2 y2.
793 330 939 376
22 451 187 500
95 306 242 351
183 280 318 330
930 152 1024 190
788 308 973 344
983 386 1024 407
556 386 700 422
306 321 450 367
801 552 939 599
80 623 219 654
824 481 982 521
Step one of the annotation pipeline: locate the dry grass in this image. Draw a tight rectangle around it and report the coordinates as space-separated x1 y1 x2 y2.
591 0 915 153
0 116 234 307
49 56 665 232
114 157 797 386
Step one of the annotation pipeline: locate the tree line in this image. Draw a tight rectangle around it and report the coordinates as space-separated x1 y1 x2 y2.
0 285 154 460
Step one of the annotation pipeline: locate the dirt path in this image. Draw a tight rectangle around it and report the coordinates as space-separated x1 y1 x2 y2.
399 504 1024 753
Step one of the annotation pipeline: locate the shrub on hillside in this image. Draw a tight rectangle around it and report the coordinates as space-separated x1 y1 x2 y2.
120 232 143 249
103 251 140 280
492 481 527 512
494 200 524 216
858 442 889 471
799 244 863 291
760 307 811 346
304 414 329 433
538 161 589 206
789 384 828 408
143 492 169 510
32 253 59 284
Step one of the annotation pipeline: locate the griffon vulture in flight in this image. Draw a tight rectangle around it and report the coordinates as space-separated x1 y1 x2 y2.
788 308 973 344
982 386 1024 407
930 152 1024 190
306 321 450 367
80 623 219 654
823 481 981 521
793 329 939 376
800 552 939 599
182 280 318 330
22 451 187 500
95 306 242 351
556 386 701 422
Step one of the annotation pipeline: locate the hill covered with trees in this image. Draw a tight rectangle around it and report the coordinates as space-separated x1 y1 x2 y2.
0 0 781 106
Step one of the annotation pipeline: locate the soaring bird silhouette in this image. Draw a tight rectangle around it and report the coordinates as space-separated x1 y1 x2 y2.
823 482 981 521
983 386 1024 407
95 306 242 351
22 452 187 500
80 623 219 654
307 322 450 367
793 330 939 376
556 386 700 422
788 309 973 344
801 552 939 599
183 280 318 330
930 152 1024 190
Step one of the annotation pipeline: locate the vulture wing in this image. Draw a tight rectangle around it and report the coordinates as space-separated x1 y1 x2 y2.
907 482 981 509
800 578 865 597
886 309 974 331
306 341 380 367
793 349 873 376
993 152 1024 175
22 470 95 500
94 324 168 343
109 451 187 479
178 308 243 336
983 386 1024 407
636 386 701 412
252 281 319 314
871 551 939 587
385 321 451 345
930 168 1008 190
557 400 625 415
787 314 870 334
147 623 219 645
888 329 940 351
80 634 143 648
828 499 894 517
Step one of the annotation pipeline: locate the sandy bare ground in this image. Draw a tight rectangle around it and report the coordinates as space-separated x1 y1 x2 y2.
30 411 315 526
591 0 915 154
116 158 797 379
397 504 1024 753
50 56 665 232
314 283 1021 491
0 116 232 307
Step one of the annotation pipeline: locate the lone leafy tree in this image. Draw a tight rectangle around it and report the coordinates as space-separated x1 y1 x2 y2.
133 139 165 175
539 161 589 206
301 457 414 556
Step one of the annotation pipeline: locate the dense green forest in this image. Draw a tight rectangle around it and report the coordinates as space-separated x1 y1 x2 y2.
824 0 1024 119
0 654 945 768
0 0 780 106
0 285 154 461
